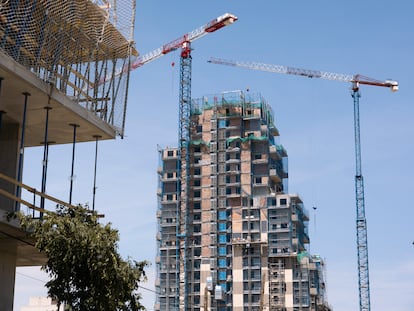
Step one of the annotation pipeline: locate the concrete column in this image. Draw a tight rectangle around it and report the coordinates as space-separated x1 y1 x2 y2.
0 121 20 311
0 250 17 311
0 121 20 212
232 245 243 311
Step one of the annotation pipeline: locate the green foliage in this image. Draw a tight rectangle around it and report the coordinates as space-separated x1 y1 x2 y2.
20 205 148 311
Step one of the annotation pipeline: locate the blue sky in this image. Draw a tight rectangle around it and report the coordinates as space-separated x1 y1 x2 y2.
14 1 414 310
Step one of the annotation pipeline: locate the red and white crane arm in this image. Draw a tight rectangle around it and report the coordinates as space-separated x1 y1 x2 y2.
131 13 238 69
208 57 398 91
97 14 237 85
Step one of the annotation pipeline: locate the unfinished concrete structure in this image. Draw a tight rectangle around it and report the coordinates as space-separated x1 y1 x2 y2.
0 1 136 309
156 91 331 311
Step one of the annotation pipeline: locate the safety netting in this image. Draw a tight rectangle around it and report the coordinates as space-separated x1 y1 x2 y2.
0 0 137 136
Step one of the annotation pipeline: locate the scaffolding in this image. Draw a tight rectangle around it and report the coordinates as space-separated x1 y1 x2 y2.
0 0 137 136
156 91 331 311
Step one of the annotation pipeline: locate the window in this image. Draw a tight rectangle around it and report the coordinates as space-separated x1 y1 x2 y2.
194 191 201 198
280 198 287 205
268 197 276 206
219 246 226 256
218 223 226 231
194 179 201 187
218 211 227 220
167 150 174 157
194 202 201 209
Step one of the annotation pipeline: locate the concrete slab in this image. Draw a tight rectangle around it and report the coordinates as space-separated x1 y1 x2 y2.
0 51 117 147
0 210 46 267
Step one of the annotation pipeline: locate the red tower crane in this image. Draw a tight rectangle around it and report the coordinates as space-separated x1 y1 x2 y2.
208 57 398 311
99 16 237 311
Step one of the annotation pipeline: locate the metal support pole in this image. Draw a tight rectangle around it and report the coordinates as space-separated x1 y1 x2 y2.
15 92 30 211
0 110 5 136
92 135 101 211
40 107 52 217
69 124 79 205
0 78 4 134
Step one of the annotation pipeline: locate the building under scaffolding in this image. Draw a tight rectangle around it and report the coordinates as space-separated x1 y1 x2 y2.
156 91 332 311
0 1 136 309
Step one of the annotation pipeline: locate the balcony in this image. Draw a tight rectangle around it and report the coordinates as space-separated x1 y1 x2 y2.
253 177 268 187
162 151 178 161
161 173 178 182
161 194 177 204
252 157 268 165
226 158 240 164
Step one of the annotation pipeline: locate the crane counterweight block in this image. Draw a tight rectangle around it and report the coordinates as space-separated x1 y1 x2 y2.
205 13 238 32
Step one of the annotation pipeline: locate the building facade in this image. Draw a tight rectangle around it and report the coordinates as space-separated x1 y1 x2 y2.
155 91 331 311
20 297 64 311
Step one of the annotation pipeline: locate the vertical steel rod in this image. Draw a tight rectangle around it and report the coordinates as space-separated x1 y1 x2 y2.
15 92 30 211
40 107 52 217
92 135 101 211
0 78 4 134
0 111 5 135
69 124 79 205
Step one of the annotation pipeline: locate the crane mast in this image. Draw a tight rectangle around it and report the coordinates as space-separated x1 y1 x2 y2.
178 40 192 311
209 57 398 311
352 84 370 311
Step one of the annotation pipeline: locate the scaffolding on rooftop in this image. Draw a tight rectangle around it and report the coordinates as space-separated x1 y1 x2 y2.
0 0 137 136
192 90 276 128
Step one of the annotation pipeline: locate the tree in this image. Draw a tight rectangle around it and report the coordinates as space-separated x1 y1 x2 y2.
19 205 148 310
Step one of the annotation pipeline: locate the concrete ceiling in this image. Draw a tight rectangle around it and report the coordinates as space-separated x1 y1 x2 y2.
0 211 47 267
0 52 117 147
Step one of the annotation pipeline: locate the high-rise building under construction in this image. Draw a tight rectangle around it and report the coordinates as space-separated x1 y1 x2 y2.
155 90 331 311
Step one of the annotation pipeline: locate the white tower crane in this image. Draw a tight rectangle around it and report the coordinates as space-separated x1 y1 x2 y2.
208 57 398 311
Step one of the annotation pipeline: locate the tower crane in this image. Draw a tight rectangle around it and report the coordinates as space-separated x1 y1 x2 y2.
99 15 237 311
208 57 398 311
